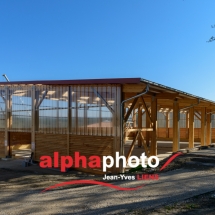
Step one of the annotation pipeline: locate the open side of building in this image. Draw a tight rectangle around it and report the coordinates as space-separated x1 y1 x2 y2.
0 77 215 174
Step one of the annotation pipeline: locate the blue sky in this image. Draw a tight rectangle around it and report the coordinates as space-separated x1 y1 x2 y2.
0 0 215 100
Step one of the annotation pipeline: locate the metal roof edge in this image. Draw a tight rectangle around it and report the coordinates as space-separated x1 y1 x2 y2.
140 78 215 104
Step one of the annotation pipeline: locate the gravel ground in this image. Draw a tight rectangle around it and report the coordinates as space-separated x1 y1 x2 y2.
0 148 215 215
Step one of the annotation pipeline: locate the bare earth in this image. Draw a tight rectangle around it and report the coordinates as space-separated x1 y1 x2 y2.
0 147 215 215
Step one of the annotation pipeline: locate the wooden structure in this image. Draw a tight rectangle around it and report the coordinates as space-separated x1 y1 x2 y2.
0 78 215 174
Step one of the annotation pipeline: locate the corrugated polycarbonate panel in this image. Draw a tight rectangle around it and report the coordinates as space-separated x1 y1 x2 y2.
70 85 118 136
0 87 5 130
10 86 32 131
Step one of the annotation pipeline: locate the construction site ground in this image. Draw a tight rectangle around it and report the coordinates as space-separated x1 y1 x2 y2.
0 143 215 215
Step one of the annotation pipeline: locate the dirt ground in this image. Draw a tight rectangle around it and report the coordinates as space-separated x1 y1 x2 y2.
0 147 215 214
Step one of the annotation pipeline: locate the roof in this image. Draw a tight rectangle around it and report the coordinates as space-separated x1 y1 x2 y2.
0 77 214 106
0 78 141 85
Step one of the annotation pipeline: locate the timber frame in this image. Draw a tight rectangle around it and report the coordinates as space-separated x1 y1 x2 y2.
0 77 215 174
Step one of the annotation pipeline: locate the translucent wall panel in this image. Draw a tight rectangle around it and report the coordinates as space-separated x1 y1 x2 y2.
70 85 118 136
157 112 166 128
37 85 68 134
0 88 5 130
10 86 32 131
179 113 186 128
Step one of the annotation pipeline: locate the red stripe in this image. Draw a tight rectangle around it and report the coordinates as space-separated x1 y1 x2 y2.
41 180 145 193
160 152 183 171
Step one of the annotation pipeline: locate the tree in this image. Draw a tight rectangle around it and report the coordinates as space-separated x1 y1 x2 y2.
207 25 215 42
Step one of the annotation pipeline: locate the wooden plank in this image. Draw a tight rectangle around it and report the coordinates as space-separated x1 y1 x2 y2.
173 100 180 152
151 96 157 156
201 107 206 146
206 112 211 145
189 107 194 148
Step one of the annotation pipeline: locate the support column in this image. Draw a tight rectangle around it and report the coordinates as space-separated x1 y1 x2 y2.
201 107 206 146
189 107 194 148
31 86 36 159
151 96 157 156
173 100 180 152
186 112 189 139
67 86 71 155
4 87 10 157
138 104 142 147
206 111 211 145
35 90 39 131
146 109 150 146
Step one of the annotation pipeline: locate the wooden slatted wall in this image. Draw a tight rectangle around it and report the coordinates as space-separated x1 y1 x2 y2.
0 132 5 158
35 133 67 163
9 132 31 155
69 135 114 174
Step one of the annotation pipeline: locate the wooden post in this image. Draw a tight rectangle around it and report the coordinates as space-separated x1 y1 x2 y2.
138 104 142 147
189 107 194 148
186 112 189 139
146 108 150 146
35 90 39 131
151 96 157 156
31 86 36 159
206 112 211 145
201 107 206 146
67 86 71 155
4 86 10 157
173 100 180 152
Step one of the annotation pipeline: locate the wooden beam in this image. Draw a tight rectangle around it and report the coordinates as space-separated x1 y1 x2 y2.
156 93 179 99
122 84 147 93
151 96 157 156
173 100 180 152
124 97 138 122
126 128 153 134
189 107 194 148
206 112 211 145
201 107 206 146
141 96 152 125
